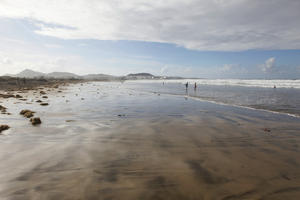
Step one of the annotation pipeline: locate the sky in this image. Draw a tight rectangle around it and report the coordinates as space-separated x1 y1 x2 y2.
0 0 300 79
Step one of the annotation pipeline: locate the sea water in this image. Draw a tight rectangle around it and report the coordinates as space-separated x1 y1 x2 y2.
125 79 300 117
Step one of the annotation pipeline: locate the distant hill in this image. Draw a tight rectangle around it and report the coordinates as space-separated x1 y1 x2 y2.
83 74 116 80
16 69 45 78
6 69 115 80
47 72 80 79
125 73 157 80
3 69 185 81
127 73 154 77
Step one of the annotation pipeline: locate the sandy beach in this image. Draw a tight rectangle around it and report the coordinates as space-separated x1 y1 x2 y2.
1 81 300 200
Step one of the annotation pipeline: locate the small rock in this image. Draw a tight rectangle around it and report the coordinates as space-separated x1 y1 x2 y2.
42 96 48 99
0 94 15 98
40 103 49 106
40 91 46 95
36 100 42 103
263 128 271 132
30 117 41 125
0 105 7 112
20 110 35 118
15 94 23 98
24 112 34 118
0 125 10 133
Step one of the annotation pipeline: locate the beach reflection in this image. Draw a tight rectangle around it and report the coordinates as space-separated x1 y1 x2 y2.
0 82 300 200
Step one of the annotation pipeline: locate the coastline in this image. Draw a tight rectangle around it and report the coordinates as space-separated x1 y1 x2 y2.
0 76 86 91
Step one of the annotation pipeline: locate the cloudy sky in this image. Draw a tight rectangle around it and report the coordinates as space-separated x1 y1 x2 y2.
0 0 300 78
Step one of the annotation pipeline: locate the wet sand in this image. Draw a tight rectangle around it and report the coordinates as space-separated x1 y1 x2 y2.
0 82 300 200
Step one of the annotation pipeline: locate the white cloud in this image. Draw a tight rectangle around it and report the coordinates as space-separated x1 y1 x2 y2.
44 43 63 49
261 57 276 72
220 64 233 72
160 65 169 74
1 0 300 51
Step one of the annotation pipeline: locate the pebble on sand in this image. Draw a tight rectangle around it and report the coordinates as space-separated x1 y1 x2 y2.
0 94 15 98
0 125 10 133
30 117 42 125
40 103 49 106
263 128 271 132
20 110 35 118
0 105 7 113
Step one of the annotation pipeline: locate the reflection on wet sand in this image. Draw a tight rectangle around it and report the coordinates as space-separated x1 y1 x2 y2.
0 82 300 200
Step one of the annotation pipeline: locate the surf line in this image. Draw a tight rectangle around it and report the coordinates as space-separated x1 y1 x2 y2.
149 91 300 119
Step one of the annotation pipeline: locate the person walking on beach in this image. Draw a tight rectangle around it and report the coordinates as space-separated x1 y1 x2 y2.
194 82 197 90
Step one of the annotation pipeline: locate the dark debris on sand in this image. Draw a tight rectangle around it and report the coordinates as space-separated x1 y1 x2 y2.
263 128 271 132
0 105 7 113
30 117 42 125
0 125 10 133
20 110 35 118
0 94 15 98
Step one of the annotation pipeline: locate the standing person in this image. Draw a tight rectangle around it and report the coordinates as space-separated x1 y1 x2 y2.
185 82 188 90
194 82 197 90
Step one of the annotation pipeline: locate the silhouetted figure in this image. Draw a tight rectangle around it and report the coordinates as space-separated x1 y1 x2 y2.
185 82 188 90
194 82 197 90
274 85 276 89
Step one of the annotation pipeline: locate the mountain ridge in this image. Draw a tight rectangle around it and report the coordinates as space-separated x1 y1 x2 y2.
5 69 116 80
3 69 185 80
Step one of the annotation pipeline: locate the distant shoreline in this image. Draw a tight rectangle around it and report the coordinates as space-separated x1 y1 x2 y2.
0 76 85 91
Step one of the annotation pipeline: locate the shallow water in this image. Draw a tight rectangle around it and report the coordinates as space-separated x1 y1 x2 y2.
0 82 300 200
125 80 300 117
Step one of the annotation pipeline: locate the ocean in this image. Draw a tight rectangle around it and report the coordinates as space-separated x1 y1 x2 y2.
125 79 300 117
